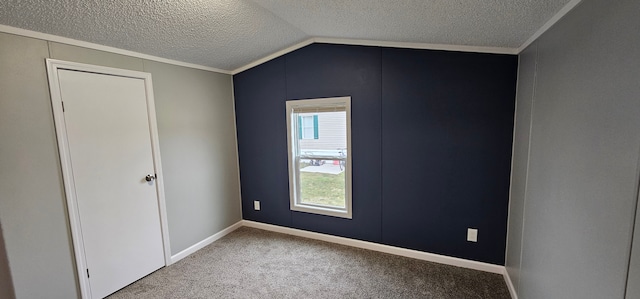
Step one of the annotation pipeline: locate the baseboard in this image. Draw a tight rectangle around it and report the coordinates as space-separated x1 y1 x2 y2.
503 268 519 299
241 220 504 274
166 219 515 297
169 220 243 264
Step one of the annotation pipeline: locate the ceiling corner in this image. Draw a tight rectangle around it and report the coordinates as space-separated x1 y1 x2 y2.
516 0 584 53
231 38 316 75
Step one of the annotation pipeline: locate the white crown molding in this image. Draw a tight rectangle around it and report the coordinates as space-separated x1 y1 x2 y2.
231 38 315 74
0 24 232 75
0 23 518 76
232 0 585 75
242 220 505 274
517 0 583 53
314 37 519 55
2 0 582 77
231 37 519 75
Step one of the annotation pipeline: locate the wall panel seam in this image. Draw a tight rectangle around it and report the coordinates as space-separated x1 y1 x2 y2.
379 47 384 243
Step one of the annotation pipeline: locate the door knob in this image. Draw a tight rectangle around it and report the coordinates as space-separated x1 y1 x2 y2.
145 174 156 182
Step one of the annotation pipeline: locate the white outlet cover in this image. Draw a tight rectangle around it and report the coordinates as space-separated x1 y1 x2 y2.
467 228 478 242
254 201 260 211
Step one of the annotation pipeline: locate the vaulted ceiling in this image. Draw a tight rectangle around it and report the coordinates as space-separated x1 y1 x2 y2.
0 0 574 72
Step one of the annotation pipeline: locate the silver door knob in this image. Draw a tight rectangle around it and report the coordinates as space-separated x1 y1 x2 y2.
145 174 156 182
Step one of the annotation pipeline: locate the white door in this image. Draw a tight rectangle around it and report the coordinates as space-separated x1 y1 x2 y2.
57 69 165 298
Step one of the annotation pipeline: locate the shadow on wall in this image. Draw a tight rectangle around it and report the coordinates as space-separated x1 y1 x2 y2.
0 222 16 299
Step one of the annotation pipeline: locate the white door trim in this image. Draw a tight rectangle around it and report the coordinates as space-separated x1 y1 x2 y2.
46 59 172 299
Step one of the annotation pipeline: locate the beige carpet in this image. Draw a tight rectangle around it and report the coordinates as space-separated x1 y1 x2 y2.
107 227 511 299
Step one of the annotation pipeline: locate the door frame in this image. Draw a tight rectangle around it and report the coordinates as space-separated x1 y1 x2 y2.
46 59 172 299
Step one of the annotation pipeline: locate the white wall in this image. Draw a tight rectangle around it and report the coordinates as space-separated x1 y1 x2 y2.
506 0 640 297
505 44 536 294
0 32 241 298
0 32 79 299
144 60 242 254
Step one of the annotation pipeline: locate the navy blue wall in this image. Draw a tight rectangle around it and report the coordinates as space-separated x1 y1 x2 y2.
233 43 517 265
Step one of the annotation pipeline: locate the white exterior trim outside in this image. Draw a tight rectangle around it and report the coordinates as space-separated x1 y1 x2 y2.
46 59 172 299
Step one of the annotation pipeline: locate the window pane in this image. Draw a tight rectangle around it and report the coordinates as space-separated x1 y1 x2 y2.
301 115 314 139
297 111 347 208
298 159 346 208
287 96 351 219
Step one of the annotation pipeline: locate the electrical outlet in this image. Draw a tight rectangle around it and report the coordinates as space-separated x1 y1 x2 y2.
467 228 478 242
254 200 260 211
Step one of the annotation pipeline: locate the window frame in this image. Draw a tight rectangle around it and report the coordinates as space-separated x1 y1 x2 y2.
285 96 352 219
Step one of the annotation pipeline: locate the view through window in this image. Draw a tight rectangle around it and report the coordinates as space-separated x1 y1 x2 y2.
286 97 352 219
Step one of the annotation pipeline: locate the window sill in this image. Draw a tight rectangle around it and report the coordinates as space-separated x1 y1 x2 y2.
291 204 352 219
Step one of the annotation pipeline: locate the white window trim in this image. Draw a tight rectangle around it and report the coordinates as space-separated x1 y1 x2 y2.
286 96 352 219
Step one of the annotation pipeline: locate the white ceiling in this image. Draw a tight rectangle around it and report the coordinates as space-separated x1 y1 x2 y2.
0 0 574 72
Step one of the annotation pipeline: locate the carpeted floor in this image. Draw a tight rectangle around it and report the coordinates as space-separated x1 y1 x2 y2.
107 227 511 299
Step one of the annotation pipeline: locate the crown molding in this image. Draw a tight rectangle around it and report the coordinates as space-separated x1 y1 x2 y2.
1 0 584 76
517 0 583 53
230 38 315 74
314 37 519 55
231 37 519 75
232 0 585 75
0 24 232 74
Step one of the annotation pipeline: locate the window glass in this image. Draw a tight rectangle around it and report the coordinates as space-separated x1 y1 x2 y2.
301 115 314 139
286 97 352 218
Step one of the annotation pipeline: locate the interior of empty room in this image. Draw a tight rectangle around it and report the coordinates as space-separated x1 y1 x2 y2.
1 0 640 298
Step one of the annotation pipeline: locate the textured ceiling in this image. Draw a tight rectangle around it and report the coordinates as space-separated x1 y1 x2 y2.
251 0 571 48
0 0 572 72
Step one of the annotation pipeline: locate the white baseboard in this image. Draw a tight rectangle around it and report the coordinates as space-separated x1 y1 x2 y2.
241 220 504 274
503 268 519 299
169 220 243 264
168 219 516 297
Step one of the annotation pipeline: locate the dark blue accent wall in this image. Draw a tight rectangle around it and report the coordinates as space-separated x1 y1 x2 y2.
233 43 517 265
380 48 517 265
234 57 291 227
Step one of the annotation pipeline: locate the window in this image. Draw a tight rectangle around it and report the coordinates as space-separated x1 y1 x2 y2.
299 115 318 139
286 97 352 219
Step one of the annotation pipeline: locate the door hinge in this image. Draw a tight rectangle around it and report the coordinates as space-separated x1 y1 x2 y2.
62 101 65 112
87 268 90 278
